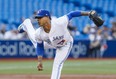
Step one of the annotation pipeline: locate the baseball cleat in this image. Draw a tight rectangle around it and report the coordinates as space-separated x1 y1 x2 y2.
18 23 26 32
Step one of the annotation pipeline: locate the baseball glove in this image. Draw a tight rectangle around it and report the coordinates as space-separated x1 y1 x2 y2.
89 10 104 27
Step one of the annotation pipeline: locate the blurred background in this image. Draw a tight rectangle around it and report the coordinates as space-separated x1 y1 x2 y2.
0 0 116 78
0 0 116 58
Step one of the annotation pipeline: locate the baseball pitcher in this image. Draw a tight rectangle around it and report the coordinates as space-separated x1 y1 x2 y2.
18 9 103 79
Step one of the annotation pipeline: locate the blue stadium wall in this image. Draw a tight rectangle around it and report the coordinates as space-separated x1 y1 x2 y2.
0 0 116 31
0 40 116 58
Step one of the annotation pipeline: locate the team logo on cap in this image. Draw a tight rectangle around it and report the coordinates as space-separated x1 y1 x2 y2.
37 10 41 13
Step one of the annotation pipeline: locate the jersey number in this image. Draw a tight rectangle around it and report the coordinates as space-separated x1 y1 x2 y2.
57 40 65 45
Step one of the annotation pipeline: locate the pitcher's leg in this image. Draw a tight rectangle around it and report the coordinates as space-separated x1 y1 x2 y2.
19 19 37 48
51 42 73 79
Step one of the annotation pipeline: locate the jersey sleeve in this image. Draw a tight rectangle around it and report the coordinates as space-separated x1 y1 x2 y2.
35 28 43 43
55 15 69 26
36 42 44 56
67 11 81 20
35 28 44 56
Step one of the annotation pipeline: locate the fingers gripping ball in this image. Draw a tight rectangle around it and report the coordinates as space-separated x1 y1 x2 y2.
89 10 104 27
37 63 43 71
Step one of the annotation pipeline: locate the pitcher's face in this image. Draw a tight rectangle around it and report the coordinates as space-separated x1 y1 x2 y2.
36 16 51 33
37 17 49 27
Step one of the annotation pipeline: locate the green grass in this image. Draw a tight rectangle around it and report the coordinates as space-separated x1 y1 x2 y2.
0 59 116 74
63 59 116 74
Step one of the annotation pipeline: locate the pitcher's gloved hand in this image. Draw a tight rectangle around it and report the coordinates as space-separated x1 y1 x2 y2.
89 10 104 27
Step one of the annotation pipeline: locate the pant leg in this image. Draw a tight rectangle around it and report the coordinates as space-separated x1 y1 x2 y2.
51 41 73 79
22 19 37 48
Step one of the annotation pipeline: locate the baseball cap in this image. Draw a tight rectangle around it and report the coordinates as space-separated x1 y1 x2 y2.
35 9 51 19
